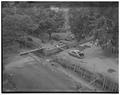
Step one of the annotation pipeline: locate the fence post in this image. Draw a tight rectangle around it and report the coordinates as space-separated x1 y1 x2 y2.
110 82 113 92
102 77 106 90
79 66 82 77
73 64 76 72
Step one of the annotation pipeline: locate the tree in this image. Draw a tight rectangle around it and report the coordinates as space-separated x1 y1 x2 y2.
69 6 118 54
3 14 37 47
93 7 118 54
69 7 95 41
33 8 64 40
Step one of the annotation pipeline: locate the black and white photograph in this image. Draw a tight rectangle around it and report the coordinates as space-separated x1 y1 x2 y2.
2 1 119 93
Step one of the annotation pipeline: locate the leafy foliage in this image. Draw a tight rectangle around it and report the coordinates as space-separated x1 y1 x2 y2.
2 2 118 55
69 7 95 41
3 14 37 47
69 7 118 54
93 7 118 53
32 8 65 39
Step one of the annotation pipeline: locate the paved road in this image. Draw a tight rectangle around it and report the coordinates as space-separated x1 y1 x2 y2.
4 55 77 92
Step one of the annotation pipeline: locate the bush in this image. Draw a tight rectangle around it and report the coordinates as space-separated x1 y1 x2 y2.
3 14 37 47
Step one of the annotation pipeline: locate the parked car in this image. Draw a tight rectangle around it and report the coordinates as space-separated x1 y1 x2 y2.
68 50 84 59
55 42 68 50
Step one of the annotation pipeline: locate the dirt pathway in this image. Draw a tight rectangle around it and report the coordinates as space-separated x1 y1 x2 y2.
4 54 78 92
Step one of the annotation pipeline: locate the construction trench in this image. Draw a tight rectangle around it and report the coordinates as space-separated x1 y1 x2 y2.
53 57 118 92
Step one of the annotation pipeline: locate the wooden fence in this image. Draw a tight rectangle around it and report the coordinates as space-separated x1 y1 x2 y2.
53 57 118 92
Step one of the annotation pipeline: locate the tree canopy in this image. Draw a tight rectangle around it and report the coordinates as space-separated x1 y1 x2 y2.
69 6 118 54
2 2 118 54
